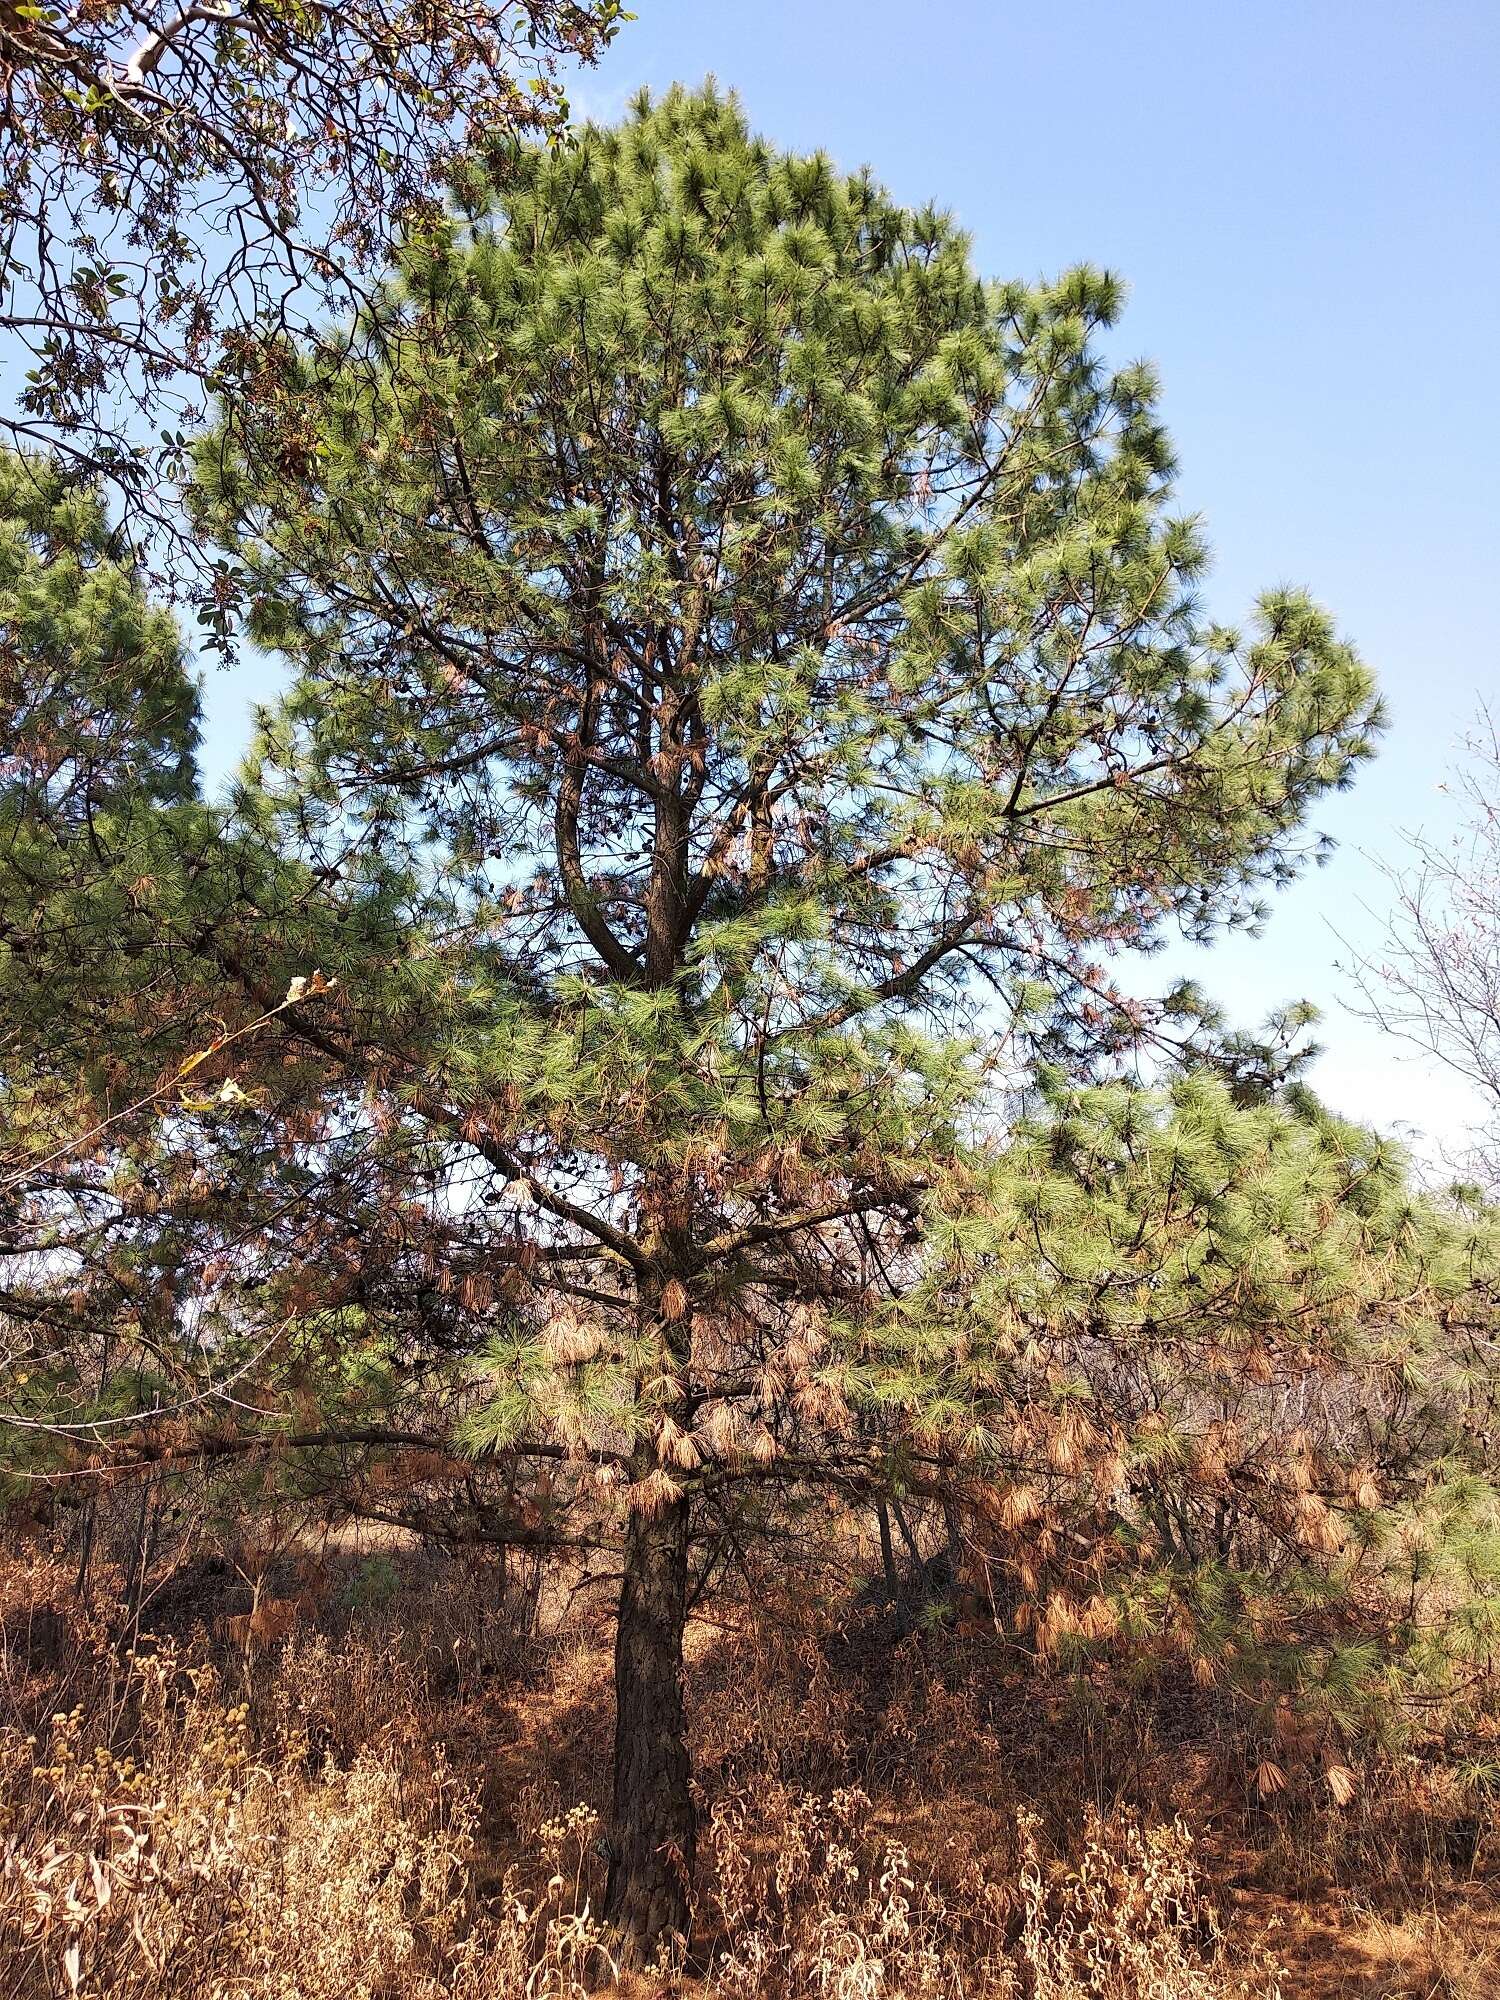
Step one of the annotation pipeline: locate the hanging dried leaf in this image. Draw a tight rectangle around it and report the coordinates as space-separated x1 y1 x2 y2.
1253 1759 1288 1799
1324 1763 1358 1806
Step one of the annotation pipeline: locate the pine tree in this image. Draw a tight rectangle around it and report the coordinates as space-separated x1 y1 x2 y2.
891 1068 1500 1758
0 450 226 1485
176 84 1404 1957
0 447 202 1155
15 88 1482 1965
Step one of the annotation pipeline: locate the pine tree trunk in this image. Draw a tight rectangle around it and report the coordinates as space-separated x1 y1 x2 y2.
604 1489 695 1968
876 1498 898 1603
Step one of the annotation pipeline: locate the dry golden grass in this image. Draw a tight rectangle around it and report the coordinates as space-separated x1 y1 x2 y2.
0 1545 1494 1999
0 1625 1274 1999
1336 1906 1500 1999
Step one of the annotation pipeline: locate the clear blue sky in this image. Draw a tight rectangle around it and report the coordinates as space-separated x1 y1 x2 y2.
199 0 1500 1157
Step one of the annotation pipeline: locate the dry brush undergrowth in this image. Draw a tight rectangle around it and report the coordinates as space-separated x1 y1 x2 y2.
0 1545 1493 1999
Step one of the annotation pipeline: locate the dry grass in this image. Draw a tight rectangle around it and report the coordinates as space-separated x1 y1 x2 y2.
0 1629 1264 1999
1336 1906 1500 1999
0 1543 1494 1999
704 1778 1270 1999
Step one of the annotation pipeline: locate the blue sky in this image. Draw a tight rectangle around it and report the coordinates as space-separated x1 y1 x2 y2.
196 0 1500 1157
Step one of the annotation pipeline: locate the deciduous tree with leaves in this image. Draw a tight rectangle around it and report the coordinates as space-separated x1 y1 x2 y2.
1 0 626 584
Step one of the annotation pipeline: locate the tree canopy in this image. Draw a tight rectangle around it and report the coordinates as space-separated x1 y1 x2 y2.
4 87 1495 1969
1 0 626 577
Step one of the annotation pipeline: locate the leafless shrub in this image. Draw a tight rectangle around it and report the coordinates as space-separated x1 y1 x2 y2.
1346 712 1500 1188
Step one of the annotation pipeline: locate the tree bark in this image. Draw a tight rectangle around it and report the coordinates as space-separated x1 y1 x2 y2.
604 1489 695 1968
875 1497 898 1603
